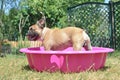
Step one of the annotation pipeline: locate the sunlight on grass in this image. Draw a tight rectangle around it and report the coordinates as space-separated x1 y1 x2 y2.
0 52 120 80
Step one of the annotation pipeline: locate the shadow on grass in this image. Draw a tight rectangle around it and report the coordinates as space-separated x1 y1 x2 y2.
99 66 111 71
22 65 32 71
22 65 111 73
86 66 111 72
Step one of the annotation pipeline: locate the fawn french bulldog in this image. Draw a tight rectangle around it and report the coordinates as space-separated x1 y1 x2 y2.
26 13 92 51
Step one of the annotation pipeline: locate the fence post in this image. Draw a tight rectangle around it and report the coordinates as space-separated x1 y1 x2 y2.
109 1 115 49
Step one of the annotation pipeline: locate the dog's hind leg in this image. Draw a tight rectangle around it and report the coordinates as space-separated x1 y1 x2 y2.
84 39 92 50
73 43 81 51
83 31 92 50
73 39 85 51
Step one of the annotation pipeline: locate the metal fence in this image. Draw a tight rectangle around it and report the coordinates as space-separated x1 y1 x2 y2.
114 1 120 50
67 1 120 50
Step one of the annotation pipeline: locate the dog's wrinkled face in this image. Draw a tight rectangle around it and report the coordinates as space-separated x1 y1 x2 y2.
26 15 46 41
26 25 41 41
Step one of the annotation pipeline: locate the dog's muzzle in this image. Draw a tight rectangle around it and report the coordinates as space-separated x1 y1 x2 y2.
26 30 40 41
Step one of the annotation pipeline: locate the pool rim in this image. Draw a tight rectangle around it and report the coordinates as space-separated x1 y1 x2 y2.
19 47 114 54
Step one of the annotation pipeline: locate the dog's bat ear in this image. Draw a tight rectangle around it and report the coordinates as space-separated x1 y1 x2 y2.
36 19 45 29
38 18 45 25
36 12 46 28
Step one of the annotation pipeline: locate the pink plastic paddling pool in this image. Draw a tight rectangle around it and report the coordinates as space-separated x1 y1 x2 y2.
20 47 114 73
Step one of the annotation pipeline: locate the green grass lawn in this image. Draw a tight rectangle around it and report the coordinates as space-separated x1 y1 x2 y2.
0 51 120 80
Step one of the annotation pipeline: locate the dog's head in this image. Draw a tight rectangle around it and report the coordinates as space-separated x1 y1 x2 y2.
26 12 46 41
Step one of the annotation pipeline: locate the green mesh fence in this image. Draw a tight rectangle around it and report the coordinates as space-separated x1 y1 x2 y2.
67 1 120 50
114 1 120 50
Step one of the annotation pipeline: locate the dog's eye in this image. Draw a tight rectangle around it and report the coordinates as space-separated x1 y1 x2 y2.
30 28 33 30
30 28 35 31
